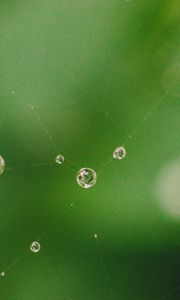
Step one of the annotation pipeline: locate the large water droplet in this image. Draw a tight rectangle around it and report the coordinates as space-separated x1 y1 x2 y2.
76 168 97 189
30 241 41 253
0 156 5 175
113 146 126 160
55 154 64 165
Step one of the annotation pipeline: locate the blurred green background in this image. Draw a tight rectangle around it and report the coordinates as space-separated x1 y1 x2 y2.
0 0 180 299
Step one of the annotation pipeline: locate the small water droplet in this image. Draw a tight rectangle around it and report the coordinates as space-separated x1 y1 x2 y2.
0 156 5 175
76 168 97 189
0 272 5 277
30 241 41 253
70 203 74 207
55 154 64 165
94 233 98 239
113 146 126 160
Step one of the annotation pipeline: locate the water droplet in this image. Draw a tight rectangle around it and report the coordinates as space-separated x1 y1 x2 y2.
0 272 5 277
94 233 98 239
30 241 41 253
76 168 97 189
0 156 5 175
55 154 64 165
113 146 126 160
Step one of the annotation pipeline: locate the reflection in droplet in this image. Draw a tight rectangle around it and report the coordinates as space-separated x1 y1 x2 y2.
113 146 126 160
55 154 64 165
76 168 97 189
30 241 41 253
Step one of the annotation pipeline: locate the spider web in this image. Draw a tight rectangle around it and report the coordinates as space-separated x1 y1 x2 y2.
0 0 180 299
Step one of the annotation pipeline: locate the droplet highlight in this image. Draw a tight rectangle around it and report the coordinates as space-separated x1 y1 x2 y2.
0 156 5 175
55 154 64 165
30 241 41 253
76 168 97 189
113 146 126 160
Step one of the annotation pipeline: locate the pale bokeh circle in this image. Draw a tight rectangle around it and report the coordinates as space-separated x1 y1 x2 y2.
155 158 180 219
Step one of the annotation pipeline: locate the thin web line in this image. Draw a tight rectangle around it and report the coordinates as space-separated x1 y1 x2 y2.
94 233 114 299
0 98 78 171
37 205 73 241
29 105 57 153
123 90 169 147
90 216 114 298
6 161 76 172
25 104 78 167
6 162 54 171
157 284 180 300
60 67 123 130
28 103 79 169
0 202 74 276
98 90 169 172
0 3 178 298
0 100 80 275
0 90 171 278
1 250 28 275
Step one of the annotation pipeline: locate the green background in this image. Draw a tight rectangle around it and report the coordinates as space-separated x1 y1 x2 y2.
0 0 180 299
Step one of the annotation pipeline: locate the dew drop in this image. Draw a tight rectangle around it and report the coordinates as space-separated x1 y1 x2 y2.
0 156 5 175
30 241 41 253
76 168 97 189
55 154 64 165
113 146 126 160
0 272 5 277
